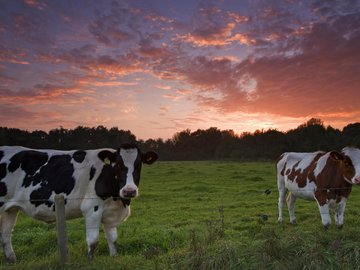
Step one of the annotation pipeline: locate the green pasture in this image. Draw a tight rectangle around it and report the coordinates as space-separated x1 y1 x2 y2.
1 161 360 269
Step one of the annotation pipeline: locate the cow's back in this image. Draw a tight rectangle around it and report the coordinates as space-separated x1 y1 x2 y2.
0 146 111 222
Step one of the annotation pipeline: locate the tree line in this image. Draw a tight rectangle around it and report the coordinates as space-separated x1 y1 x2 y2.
0 118 359 161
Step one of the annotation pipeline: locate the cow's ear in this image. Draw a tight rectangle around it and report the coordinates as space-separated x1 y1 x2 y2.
141 151 158 164
330 151 344 161
98 150 117 164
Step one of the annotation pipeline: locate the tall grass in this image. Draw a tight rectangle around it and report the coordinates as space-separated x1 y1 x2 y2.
1 161 360 269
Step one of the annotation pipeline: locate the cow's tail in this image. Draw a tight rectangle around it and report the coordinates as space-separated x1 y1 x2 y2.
276 153 287 224
0 214 2 244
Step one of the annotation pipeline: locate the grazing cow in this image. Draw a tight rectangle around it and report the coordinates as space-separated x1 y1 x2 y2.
0 143 158 262
277 146 360 228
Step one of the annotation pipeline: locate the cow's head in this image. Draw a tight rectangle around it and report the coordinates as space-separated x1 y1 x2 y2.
330 147 360 184
115 143 158 199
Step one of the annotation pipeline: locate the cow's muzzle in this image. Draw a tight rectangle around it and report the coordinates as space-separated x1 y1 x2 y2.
354 177 360 184
121 188 138 198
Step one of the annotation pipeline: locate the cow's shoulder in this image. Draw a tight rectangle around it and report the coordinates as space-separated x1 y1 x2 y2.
7 148 49 174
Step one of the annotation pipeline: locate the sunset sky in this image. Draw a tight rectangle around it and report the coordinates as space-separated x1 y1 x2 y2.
0 0 359 139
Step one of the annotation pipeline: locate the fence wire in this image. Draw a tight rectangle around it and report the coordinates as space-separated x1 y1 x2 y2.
0 185 358 239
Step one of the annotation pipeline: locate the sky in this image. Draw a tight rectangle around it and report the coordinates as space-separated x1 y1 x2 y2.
0 0 360 140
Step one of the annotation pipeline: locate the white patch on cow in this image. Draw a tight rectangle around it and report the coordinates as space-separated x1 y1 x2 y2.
342 147 360 183
119 148 138 197
285 180 316 200
314 152 330 178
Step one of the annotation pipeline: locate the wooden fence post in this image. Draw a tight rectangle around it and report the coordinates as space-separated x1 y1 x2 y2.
55 194 68 263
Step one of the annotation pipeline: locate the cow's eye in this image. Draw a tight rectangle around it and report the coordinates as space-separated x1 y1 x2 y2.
117 163 124 169
344 160 352 167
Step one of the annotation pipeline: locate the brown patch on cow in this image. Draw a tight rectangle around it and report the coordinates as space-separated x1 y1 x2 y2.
280 162 287 176
276 153 286 176
287 153 324 188
314 155 352 206
276 153 285 165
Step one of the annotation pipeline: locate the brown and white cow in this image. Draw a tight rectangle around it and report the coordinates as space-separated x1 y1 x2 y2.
277 146 360 228
0 143 158 262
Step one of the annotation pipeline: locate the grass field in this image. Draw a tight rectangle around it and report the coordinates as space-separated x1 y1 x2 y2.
1 161 360 269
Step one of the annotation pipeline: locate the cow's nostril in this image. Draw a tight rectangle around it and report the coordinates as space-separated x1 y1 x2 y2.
123 189 137 197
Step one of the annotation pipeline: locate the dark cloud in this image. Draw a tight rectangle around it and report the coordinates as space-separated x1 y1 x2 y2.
87 1 142 46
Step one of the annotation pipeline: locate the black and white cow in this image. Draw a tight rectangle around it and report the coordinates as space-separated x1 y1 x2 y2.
0 143 158 262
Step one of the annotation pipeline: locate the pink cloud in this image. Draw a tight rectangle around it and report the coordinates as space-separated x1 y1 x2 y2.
0 46 30 65
24 0 47 10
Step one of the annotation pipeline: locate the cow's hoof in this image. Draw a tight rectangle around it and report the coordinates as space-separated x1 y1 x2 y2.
87 244 97 261
336 224 343 230
323 224 330 230
5 254 16 264
290 220 297 225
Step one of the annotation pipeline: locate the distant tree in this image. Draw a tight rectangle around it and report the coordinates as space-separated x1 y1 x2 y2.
29 130 48 148
214 130 238 159
342 123 360 147
298 118 324 128
0 127 31 146
48 127 70 149
286 119 327 152
0 119 357 161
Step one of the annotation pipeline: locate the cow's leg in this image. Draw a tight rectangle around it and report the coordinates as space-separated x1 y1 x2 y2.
317 203 331 229
84 210 102 260
277 175 286 224
104 226 118 256
278 188 287 224
0 209 19 263
334 198 347 229
287 192 297 224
